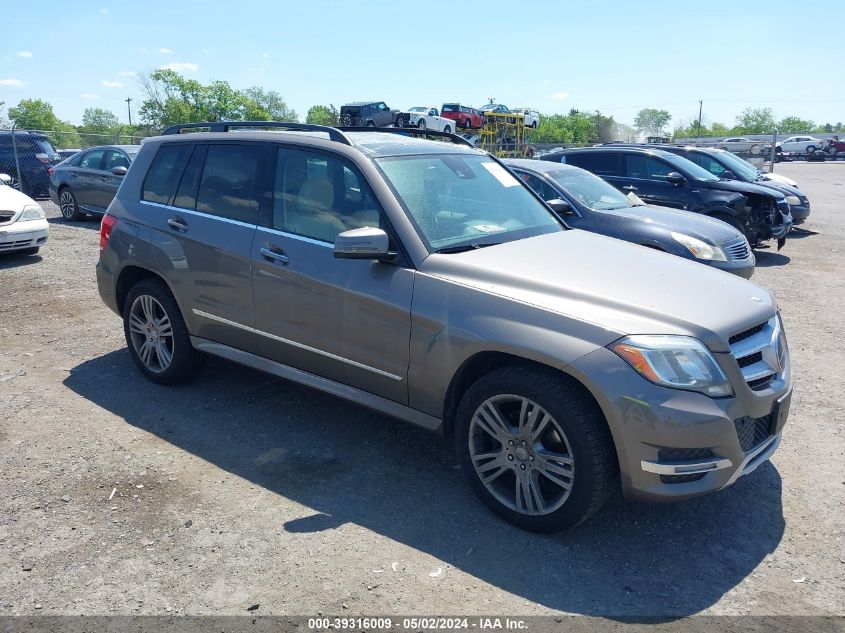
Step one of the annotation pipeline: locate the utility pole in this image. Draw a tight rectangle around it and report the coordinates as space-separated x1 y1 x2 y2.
125 97 133 126
697 100 703 137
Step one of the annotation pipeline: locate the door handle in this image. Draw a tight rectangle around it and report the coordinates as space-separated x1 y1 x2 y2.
167 217 188 231
260 246 290 265
622 185 638 191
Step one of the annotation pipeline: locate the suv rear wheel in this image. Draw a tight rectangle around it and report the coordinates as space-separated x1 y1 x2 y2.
455 366 615 532
123 279 204 385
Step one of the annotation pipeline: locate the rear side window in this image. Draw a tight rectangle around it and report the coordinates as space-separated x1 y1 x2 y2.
172 145 206 210
195 144 264 224
142 144 193 205
566 153 619 176
624 155 672 180
80 149 106 170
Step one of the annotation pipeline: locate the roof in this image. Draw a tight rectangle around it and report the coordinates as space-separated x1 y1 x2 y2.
551 146 677 158
502 158 577 173
342 101 383 106
346 131 480 157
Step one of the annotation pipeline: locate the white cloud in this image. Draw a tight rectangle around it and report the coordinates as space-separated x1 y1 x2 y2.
0 78 25 87
101 80 124 88
262 52 270 58
256 67 266 72
137 47 148 53
99 8 110 14
118 70 136 77
202 49 209 54
159 62 199 72
81 93 100 99
543 79 551 84
158 47 173 54
550 91 569 100
16 51 33 58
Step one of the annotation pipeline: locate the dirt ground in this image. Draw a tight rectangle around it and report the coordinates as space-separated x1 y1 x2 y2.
0 162 843 619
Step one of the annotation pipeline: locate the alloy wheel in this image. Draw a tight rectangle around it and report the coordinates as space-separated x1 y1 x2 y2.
128 294 174 373
468 394 575 516
59 191 76 218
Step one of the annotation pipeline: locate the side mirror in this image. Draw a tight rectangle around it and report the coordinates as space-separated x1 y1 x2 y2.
666 172 686 186
0 174 11 184
111 166 128 176
546 198 573 215
721 170 736 180
334 227 393 260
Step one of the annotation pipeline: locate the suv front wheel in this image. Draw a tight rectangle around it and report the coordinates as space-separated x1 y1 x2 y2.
123 279 204 385
455 366 615 532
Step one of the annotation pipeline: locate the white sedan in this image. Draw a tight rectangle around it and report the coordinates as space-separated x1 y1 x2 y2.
777 135 824 154
396 107 455 133
0 173 49 255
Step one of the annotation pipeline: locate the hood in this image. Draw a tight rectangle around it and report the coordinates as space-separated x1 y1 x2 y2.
599 204 744 245
760 172 798 188
753 178 803 198
701 178 786 200
419 231 775 353
0 183 39 211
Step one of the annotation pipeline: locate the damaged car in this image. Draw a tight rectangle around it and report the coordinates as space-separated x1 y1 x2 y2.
539 146 792 248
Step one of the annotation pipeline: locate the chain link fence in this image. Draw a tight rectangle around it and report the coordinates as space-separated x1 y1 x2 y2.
0 127 153 199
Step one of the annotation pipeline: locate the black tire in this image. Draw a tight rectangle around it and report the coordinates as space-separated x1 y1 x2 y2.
826 145 837 156
122 278 205 385
395 117 403 128
444 125 451 134
417 119 426 130
19 246 40 255
366 120 376 127
712 213 756 247
464 119 471 128
454 365 616 532
58 187 83 221
806 145 816 154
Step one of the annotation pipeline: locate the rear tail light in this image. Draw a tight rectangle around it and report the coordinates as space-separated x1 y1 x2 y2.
47 167 54 177
99 214 118 254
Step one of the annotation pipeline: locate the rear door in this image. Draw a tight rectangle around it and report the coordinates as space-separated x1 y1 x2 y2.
140 141 264 352
250 145 413 403
75 148 107 209
620 154 690 209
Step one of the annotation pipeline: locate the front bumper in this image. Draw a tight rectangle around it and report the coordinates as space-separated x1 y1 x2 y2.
789 202 810 224
708 257 755 279
0 219 49 253
570 347 791 502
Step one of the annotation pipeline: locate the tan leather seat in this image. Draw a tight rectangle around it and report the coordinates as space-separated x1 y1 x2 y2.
289 179 346 243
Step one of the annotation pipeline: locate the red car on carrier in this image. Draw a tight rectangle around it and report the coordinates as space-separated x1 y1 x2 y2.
441 103 484 129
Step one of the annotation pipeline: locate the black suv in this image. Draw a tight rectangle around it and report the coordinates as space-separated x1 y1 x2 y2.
539 147 792 247
0 131 61 198
651 145 811 224
339 101 398 127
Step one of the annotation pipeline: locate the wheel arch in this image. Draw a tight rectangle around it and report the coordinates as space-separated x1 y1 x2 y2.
115 265 178 319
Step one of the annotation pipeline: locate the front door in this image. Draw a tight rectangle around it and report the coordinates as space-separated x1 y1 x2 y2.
251 145 413 403
75 148 107 210
619 154 690 209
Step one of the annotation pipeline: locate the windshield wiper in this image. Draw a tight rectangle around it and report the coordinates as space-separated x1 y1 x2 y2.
433 242 502 254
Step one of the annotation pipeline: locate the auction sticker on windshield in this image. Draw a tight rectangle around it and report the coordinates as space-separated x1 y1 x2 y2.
481 162 520 187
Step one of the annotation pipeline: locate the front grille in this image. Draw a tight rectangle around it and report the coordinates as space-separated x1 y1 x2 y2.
723 238 751 262
729 322 766 345
734 414 774 451
728 316 784 391
0 238 35 250
737 351 762 368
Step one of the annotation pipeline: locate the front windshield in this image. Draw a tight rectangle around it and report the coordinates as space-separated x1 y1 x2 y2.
547 169 632 210
376 154 561 251
715 151 761 180
662 153 719 182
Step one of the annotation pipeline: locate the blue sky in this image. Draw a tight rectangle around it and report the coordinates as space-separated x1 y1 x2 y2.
2 0 844 129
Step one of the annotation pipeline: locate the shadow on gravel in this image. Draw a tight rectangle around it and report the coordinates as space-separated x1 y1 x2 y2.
786 227 820 239
754 251 791 267
47 216 101 229
65 351 785 620
0 252 43 269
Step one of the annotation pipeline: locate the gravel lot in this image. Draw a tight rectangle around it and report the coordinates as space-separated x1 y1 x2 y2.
0 163 843 619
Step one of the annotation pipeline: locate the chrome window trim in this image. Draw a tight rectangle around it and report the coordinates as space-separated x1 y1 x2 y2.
255 225 334 249
139 200 257 229
191 309 403 382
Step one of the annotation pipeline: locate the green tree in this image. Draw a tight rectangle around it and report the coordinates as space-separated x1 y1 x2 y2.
8 98 60 130
634 108 671 136
735 107 776 134
778 116 815 134
305 104 338 126
138 70 297 129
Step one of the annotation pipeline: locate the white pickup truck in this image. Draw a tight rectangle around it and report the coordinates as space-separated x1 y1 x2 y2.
396 107 455 133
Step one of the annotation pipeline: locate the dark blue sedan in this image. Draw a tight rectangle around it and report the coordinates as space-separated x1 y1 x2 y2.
504 158 755 278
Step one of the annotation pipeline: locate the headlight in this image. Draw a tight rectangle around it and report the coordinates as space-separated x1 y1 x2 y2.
611 335 733 397
784 195 801 205
670 232 727 261
17 204 45 222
